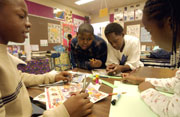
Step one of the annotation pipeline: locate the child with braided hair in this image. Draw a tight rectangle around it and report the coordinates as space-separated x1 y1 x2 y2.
122 0 180 116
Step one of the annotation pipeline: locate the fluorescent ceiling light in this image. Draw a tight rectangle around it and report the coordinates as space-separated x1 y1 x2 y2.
75 0 94 5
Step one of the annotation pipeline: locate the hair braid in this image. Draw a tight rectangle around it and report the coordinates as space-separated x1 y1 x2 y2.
144 0 180 67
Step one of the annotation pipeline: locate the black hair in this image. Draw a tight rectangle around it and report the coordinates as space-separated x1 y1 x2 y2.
0 0 7 8
144 0 180 67
104 23 124 37
67 34 72 39
78 23 94 35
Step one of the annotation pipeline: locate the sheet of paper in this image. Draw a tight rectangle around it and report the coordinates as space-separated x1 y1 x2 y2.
92 69 122 77
141 27 152 42
45 83 108 110
127 24 140 39
141 45 146 51
33 93 46 102
72 73 86 83
109 81 158 117
40 40 48 46
31 45 39 51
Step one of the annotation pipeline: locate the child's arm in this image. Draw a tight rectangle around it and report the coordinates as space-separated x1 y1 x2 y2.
20 71 71 87
145 77 180 94
95 40 107 68
145 70 180 94
140 84 180 116
70 42 92 70
20 71 56 87
0 91 5 117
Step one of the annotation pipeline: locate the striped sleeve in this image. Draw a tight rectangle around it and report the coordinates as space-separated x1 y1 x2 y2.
0 90 5 116
20 71 56 87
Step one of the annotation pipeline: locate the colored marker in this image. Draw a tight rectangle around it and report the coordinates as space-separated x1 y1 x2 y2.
111 93 121 105
109 93 117 96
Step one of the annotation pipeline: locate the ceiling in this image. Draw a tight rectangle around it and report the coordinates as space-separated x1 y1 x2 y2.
52 0 145 15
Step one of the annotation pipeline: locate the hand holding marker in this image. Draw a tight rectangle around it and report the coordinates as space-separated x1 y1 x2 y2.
111 93 121 105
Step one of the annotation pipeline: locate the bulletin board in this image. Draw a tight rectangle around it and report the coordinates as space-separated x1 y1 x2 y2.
29 14 61 51
124 20 155 47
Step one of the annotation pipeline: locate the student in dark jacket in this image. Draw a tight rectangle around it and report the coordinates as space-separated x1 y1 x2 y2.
71 23 107 70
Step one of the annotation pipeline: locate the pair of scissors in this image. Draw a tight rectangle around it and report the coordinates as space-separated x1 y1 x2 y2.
81 76 91 92
70 76 91 96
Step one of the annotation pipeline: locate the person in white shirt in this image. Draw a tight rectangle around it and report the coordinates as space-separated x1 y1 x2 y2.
122 0 180 116
104 23 143 75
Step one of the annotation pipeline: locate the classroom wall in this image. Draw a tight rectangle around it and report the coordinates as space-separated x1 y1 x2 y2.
28 0 89 17
91 15 109 24
91 1 145 24
25 0 54 18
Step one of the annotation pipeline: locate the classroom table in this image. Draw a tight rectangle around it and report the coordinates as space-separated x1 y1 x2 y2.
28 67 177 117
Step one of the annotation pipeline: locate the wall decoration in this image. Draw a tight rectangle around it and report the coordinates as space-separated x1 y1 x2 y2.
135 4 143 20
65 9 73 23
73 18 84 27
127 5 135 21
113 2 145 22
55 11 65 20
48 23 61 43
40 40 48 46
140 27 152 42
62 23 77 46
127 24 140 39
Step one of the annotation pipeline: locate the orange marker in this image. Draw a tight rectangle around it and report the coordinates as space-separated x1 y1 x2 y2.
109 93 118 96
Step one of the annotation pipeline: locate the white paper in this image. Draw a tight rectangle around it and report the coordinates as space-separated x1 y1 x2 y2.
24 44 31 61
92 69 121 77
40 40 48 46
45 83 108 110
109 81 158 117
31 45 39 51
141 45 146 51
140 27 152 42
127 24 140 39
33 93 46 102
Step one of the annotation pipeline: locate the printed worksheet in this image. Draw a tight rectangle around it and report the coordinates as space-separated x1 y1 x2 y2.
92 69 121 77
45 83 108 109
33 93 46 103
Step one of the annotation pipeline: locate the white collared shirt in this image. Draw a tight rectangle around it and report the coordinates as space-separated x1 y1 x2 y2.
106 35 144 70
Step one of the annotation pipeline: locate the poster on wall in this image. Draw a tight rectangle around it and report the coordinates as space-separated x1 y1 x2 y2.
65 9 73 23
127 5 135 21
55 11 65 20
127 24 140 39
140 27 152 42
62 23 77 46
135 4 143 20
48 23 61 43
73 18 84 27
40 40 48 46
113 2 144 22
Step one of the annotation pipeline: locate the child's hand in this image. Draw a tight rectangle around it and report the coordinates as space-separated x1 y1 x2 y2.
106 64 122 76
122 75 145 85
55 71 72 82
138 82 155 92
64 93 93 117
90 59 102 68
